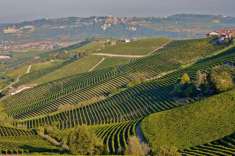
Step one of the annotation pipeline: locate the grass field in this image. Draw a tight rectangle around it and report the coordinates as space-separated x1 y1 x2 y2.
95 57 131 70
0 136 60 154
96 38 170 55
31 60 63 72
0 38 234 155
6 65 29 79
141 89 235 152
157 38 228 65
30 56 103 85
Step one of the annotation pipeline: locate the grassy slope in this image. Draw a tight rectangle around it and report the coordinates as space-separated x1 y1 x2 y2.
97 38 170 55
12 38 225 86
5 59 61 80
70 40 107 54
31 60 63 72
2 38 231 118
6 65 28 79
158 38 228 65
0 136 60 153
95 57 131 70
30 56 103 85
141 89 235 152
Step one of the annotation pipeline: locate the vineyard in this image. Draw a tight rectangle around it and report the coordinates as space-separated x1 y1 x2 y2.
141 88 235 153
0 126 60 154
1 38 227 119
95 121 138 154
0 37 234 155
180 132 235 156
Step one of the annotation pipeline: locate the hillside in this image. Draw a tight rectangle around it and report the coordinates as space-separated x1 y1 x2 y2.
12 38 170 86
141 89 235 152
93 38 170 55
1 14 235 44
0 38 228 120
0 36 234 155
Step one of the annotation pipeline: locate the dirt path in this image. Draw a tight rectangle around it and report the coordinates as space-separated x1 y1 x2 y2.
88 57 106 72
92 53 145 58
147 40 171 56
38 132 69 150
26 65 32 74
0 76 20 93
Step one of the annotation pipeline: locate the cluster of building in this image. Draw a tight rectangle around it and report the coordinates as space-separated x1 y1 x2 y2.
3 25 35 34
0 55 11 60
207 28 235 44
0 41 58 52
101 16 138 31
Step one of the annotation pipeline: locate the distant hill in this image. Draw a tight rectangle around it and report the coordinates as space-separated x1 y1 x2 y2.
1 14 235 43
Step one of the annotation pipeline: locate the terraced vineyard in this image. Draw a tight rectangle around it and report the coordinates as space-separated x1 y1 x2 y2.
95 121 138 154
0 37 234 155
0 126 35 136
180 133 235 156
1 38 228 121
15 45 235 129
0 125 60 154
0 136 60 154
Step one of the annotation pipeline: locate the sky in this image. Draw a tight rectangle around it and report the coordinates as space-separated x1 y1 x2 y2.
0 0 235 23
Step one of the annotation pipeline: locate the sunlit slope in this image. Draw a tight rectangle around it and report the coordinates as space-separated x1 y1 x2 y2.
0 125 59 154
95 38 170 55
141 89 235 152
1 38 230 120
14 44 235 128
181 132 235 155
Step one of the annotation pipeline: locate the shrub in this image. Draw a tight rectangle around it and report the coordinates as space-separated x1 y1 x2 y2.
195 70 209 88
67 125 105 155
58 104 75 111
0 111 14 127
173 73 196 97
125 136 150 156
210 67 234 92
127 73 148 88
180 73 191 85
156 146 181 156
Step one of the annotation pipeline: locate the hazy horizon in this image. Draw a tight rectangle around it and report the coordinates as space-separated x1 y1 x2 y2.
0 0 234 23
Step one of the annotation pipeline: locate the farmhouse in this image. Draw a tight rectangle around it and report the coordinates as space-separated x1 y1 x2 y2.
3 26 18 34
0 55 11 60
207 28 235 44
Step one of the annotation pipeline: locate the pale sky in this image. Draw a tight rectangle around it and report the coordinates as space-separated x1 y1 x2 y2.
0 0 235 23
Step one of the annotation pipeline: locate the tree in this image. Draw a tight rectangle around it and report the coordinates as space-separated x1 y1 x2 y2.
180 73 191 85
67 125 105 155
210 67 234 92
195 70 209 88
0 111 13 127
173 73 196 97
127 72 148 88
156 146 181 156
125 136 150 156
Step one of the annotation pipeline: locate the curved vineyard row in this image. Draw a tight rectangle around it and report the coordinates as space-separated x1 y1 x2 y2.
95 120 138 154
0 136 60 154
15 46 235 129
0 126 35 136
180 132 235 156
3 49 178 119
3 39 227 120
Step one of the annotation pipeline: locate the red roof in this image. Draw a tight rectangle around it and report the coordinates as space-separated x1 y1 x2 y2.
215 28 235 36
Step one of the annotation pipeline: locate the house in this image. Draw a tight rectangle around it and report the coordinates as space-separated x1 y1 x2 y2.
121 39 131 43
3 26 18 34
207 28 235 44
0 55 11 60
207 31 220 37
